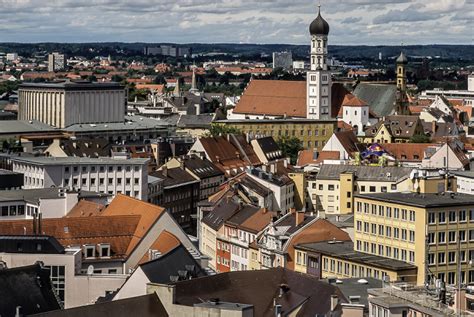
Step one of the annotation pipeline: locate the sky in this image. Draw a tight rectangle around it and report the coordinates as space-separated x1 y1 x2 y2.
0 0 472 45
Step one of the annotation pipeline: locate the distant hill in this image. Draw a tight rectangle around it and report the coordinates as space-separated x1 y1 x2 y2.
0 43 472 61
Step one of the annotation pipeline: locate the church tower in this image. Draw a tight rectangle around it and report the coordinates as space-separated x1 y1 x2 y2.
394 51 410 115
307 5 332 119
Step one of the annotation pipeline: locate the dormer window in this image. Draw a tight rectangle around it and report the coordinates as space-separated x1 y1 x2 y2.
84 245 95 258
99 244 111 257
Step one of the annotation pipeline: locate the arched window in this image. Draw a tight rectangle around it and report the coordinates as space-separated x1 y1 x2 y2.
317 56 322 68
317 40 321 48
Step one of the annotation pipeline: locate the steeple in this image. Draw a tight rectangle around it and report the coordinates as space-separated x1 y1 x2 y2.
173 77 182 97
306 4 332 120
394 51 410 115
190 66 198 93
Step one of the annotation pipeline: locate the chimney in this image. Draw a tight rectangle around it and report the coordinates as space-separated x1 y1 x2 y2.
235 151 240 159
33 213 37 235
15 306 22 317
162 165 168 177
38 213 42 235
296 210 304 226
284 159 288 168
431 120 437 134
330 295 339 311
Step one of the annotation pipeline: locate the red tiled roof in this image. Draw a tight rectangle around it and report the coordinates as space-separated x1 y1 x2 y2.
233 80 307 118
0 216 141 260
66 200 105 218
297 150 339 166
380 143 434 162
342 94 368 107
138 230 181 265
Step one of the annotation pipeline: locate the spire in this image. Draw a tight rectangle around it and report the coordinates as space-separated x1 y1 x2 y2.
190 66 198 93
173 77 181 97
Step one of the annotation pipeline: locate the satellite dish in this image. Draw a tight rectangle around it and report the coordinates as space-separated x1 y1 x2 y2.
87 265 94 275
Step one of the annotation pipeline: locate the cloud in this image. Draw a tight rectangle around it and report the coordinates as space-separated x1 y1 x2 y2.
0 0 470 44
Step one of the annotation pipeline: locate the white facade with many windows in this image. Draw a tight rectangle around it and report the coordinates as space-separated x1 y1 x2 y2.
12 157 149 201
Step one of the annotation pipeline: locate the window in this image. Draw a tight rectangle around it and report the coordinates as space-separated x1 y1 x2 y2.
82 166 87 172
394 208 400 219
100 244 110 257
449 211 456 223
386 207 392 218
428 253 435 265
401 229 407 241
448 251 456 263
439 212 446 224
460 230 466 242
9 205 16 216
401 209 407 220
371 223 377 234
448 231 456 243
428 212 436 224
409 230 415 242
17 205 25 216
394 228 399 239
428 232 435 244
369 186 376 192
409 210 415 222
378 225 384 236
85 245 95 258
438 232 446 244
328 185 334 191
386 227 391 237
460 210 467 222
378 205 384 217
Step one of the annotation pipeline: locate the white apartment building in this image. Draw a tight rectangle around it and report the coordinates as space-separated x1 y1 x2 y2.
11 156 149 201
454 171 474 195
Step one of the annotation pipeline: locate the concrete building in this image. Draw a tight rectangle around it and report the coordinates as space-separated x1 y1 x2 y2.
272 51 293 70
454 171 474 195
18 82 126 128
48 53 66 72
11 156 149 201
0 236 127 309
294 240 417 284
218 119 337 151
354 192 474 286
314 165 414 214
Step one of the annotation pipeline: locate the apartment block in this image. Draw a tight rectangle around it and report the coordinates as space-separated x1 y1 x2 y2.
354 192 474 286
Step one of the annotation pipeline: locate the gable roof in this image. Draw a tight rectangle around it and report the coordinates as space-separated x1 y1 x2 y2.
150 167 199 188
0 264 61 316
233 80 350 119
138 230 181 265
52 139 111 158
334 130 364 157
353 83 397 116
102 194 166 256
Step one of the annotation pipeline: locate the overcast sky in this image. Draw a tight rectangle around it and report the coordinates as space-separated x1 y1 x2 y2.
0 0 472 45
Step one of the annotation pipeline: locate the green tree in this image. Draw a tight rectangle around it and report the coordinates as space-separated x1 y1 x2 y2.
410 134 431 143
206 123 241 137
277 136 303 165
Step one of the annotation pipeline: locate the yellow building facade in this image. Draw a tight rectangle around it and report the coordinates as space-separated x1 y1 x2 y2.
354 192 474 286
217 119 337 151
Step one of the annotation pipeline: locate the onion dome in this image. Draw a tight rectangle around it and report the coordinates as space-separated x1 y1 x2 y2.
309 6 330 36
396 51 408 64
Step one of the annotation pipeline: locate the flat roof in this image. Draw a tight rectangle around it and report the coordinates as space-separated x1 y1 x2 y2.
354 192 474 208
452 171 474 179
215 118 337 124
296 241 417 271
64 116 171 132
11 156 149 166
0 120 58 135
19 81 124 91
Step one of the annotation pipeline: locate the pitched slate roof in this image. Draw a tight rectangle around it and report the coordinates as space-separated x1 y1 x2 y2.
140 244 207 284
172 267 346 317
0 264 61 316
150 167 199 188
353 83 397 116
181 155 224 179
334 130 365 157
32 293 168 317
54 139 111 158
365 115 422 139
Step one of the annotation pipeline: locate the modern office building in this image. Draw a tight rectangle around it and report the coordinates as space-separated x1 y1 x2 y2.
11 156 149 201
18 81 126 128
